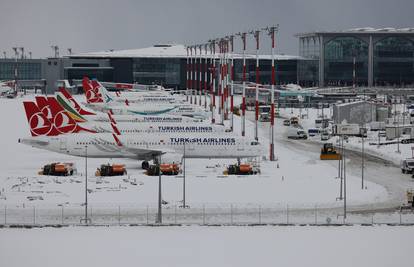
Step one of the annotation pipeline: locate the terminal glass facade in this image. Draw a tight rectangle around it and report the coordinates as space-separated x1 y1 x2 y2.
374 37 414 86
0 61 42 80
236 59 298 85
132 58 181 88
299 37 320 59
298 59 318 87
65 68 114 82
324 37 368 86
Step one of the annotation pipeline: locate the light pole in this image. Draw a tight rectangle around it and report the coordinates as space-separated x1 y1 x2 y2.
12 47 19 94
236 32 247 137
194 45 198 106
224 37 230 121
219 39 225 125
186 46 189 102
396 97 401 153
343 139 347 220
51 45 59 58
252 30 261 141
265 25 279 161
19 47 24 60
204 43 208 110
361 89 366 190
210 40 216 124
190 46 193 105
80 145 91 224
199 44 203 107
229 35 234 132
181 143 188 209
156 154 162 224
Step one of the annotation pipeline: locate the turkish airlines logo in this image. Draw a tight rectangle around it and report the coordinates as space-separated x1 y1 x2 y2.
86 86 103 103
40 105 53 119
66 97 80 111
53 110 77 134
29 112 52 136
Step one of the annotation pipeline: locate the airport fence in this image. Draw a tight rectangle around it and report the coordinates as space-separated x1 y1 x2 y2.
1 204 414 226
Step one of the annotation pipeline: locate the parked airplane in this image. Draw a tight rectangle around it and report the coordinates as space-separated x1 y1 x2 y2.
57 87 204 124
19 104 263 166
82 78 209 118
35 95 227 134
90 79 178 103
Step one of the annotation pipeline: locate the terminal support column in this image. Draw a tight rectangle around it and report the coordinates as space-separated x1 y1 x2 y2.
368 35 374 87
318 35 324 87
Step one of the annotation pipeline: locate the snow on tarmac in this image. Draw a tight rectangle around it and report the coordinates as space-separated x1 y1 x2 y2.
0 226 412 267
0 95 388 208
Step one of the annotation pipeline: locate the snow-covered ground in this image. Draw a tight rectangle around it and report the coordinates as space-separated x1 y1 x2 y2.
276 105 414 166
0 95 390 213
0 226 413 267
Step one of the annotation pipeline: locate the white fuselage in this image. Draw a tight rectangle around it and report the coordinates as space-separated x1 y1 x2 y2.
87 102 209 119
20 133 263 160
83 121 226 134
87 113 204 124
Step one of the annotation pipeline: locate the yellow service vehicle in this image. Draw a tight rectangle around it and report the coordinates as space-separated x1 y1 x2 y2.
320 143 342 160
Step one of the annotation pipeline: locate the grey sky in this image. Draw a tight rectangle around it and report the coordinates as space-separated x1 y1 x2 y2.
0 0 413 58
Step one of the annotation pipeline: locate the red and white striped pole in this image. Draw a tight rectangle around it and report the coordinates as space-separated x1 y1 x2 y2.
186 46 189 102
204 43 208 110
229 35 234 131
194 45 198 105
189 46 193 105
254 30 260 141
225 38 230 121
268 26 278 161
217 41 222 116
211 41 216 124
240 32 247 137
199 45 203 106
220 40 225 125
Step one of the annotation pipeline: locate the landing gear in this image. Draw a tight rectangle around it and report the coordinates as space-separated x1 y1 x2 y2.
142 161 149 170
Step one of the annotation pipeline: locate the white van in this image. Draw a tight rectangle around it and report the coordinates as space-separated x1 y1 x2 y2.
287 127 308 140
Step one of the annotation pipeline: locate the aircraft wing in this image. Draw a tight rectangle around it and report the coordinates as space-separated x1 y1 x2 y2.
122 146 178 159
106 134 181 161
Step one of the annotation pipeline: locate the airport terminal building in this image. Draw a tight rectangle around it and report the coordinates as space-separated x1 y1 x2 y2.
0 44 301 93
67 44 300 90
2 28 414 92
297 28 414 87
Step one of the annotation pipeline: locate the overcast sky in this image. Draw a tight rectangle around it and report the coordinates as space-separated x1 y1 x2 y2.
1 0 413 58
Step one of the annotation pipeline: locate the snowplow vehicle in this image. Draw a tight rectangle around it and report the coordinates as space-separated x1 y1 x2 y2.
146 163 180 176
223 163 260 175
320 143 341 160
38 162 76 176
95 164 127 176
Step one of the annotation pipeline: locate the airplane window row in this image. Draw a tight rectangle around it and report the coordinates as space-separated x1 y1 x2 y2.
169 142 237 146
125 142 238 146
76 142 115 145
120 130 212 133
